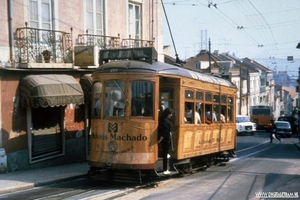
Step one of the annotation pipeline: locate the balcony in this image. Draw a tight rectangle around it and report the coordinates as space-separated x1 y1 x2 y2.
15 23 73 68
77 32 120 49
121 35 154 48
14 24 155 69
75 33 154 68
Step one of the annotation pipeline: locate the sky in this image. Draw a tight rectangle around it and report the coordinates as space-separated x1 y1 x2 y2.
162 0 300 77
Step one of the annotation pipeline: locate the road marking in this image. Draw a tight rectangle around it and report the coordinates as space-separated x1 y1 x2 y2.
231 142 277 162
235 140 270 153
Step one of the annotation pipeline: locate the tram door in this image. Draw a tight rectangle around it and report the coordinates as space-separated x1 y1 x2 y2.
158 77 179 161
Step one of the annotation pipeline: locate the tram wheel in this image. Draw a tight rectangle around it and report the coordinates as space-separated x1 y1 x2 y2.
206 157 215 167
179 163 192 174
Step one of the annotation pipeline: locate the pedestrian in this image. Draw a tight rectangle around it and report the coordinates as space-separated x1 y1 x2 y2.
157 107 173 174
270 120 281 143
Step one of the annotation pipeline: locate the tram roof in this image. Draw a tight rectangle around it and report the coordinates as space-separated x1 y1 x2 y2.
95 46 235 88
93 60 236 88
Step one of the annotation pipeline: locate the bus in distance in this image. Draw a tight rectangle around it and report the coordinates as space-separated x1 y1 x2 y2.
250 105 273 131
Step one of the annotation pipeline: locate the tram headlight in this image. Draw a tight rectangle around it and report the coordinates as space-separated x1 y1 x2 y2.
108 141 117 151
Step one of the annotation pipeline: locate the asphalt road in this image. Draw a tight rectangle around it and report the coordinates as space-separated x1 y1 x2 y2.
1 131 300 200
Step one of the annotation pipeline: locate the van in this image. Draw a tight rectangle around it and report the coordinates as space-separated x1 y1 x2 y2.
236 115 257 135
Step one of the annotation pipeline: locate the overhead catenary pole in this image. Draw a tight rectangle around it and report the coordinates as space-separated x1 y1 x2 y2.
296 43 300 135
208 38 211 73
239 60 243 115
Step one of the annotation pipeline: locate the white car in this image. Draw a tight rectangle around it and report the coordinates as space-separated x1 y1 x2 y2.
236 115 257 135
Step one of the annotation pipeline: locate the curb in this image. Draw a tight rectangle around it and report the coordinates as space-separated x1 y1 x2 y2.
0 173 88 195
293 142 300 151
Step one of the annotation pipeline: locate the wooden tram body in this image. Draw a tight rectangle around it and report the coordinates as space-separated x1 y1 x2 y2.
88 47 237 182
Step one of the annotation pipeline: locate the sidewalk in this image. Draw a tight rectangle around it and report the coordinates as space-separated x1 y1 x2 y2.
0 162 89 195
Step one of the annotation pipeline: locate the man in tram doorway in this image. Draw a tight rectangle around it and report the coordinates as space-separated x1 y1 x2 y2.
157 108 173 174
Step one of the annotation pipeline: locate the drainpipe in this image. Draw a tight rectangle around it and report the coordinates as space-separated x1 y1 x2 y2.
8 0 14 64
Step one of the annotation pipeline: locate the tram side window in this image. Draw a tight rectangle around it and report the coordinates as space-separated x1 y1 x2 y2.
213 94 220 123
131 81 154 117
205 93 217 123
227 97 234 122
184 90 194 124
220 105 227 123
105 80 125 117
196 92 204 124
160 90 174 118
93 82 102 117
205 104 217 123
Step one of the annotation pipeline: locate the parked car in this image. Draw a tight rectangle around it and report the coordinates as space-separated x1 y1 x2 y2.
277 116 297 134
274 121 292 138
236 115 257 135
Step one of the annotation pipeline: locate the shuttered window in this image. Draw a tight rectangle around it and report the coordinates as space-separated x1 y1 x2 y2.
29 0 51 29
86 0 104 35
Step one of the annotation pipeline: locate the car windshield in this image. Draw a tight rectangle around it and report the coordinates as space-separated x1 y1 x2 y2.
275 122 290 128
237 116 250 122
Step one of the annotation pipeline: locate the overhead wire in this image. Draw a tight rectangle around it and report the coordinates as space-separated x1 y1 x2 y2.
234 0 274 57
202 0 272 57
162 0 300 59
247 0 278 57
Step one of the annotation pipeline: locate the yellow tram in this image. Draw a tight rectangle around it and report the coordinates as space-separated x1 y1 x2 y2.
88 47 237 183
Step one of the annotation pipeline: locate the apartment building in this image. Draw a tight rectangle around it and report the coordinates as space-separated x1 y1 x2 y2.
0 0 163 172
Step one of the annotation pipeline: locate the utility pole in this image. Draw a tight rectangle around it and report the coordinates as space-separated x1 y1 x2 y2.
297 67 300 135
208 38 211 73
239 60 243 115
296 43 300 135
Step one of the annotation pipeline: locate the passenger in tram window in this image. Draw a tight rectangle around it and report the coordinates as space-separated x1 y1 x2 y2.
195 109 201 124
205 109 217 122
220 113 226 123
213 111 217 121
185 102 201 124
113 99 124 116
205 118 211 124
94 93 101 116
94 93 108 116
185 103 193 123
220 108 226 123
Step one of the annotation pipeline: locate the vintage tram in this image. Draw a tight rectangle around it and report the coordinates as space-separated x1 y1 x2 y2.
88 47 237 183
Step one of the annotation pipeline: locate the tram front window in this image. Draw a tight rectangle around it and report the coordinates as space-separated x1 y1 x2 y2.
105 80 125 117
93 82 102 117
131 81 154 117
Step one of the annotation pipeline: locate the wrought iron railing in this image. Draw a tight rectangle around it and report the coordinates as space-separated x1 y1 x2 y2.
15 22 73 64
77 31 120 49
77 32 154 49
121 35 154 48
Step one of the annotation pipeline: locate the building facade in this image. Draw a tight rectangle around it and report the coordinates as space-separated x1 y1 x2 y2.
0 0 163 172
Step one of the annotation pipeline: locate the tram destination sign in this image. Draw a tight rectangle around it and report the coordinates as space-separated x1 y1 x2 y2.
99 47 157 64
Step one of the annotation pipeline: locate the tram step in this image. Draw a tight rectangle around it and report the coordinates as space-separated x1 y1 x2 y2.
89 169 142 184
